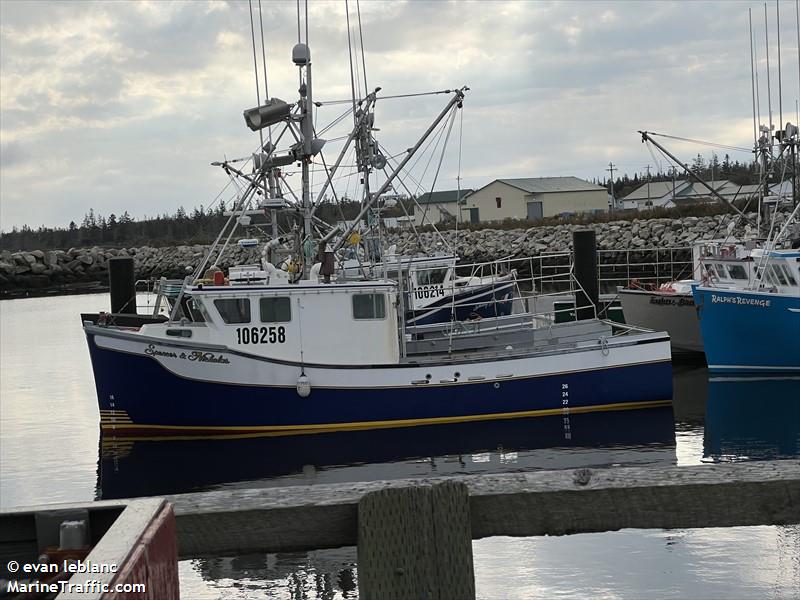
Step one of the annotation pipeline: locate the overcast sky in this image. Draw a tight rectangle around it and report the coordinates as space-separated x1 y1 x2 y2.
2 0 799 229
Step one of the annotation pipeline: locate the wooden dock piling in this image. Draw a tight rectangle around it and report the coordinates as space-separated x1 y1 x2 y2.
357 481 475 600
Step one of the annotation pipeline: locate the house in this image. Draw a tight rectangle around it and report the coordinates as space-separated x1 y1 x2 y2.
621 179 773 210
458 177 608 224
383 215 414 229
620 180 686 210
413 189 473 227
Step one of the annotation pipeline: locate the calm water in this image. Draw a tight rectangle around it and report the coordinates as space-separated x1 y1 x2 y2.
1 293 798 599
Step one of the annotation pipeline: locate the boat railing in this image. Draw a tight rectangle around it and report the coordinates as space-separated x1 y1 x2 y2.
407 254 599 334
133 277 182 317
437 247 695 294
596 246 693 292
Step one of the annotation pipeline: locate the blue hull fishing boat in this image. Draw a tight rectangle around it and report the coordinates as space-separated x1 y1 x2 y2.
83 14 672 438
86 318 671 436
692 285 800 373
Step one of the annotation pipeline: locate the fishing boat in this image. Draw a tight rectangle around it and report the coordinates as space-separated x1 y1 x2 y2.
83 33 672 437
619 130 800 354
342 252 518 326
692 203 800 373
618 238 788 353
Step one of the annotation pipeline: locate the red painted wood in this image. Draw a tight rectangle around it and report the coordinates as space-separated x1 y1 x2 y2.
104 504 179 600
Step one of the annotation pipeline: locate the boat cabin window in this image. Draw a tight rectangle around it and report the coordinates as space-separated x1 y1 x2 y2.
214 298 251 324
704 263 719 279
417 268 448 286
767 264 790 286
260 297 292 322
712 263 730 279
185 297 207 322
727 264 748 280
784 265 798 286
353 293 386 320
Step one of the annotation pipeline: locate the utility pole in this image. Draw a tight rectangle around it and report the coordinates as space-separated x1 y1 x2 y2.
670 166 677 204
606 162 616 212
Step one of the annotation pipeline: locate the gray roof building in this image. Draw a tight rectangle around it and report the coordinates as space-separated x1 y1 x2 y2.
416 189 474 205
496 177 606 194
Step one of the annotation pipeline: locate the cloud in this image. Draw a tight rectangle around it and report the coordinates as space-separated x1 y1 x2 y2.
0 0 795 229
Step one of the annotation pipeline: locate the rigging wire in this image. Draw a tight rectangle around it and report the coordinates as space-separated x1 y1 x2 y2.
316 90 456 106
257 0 272 146
356 0 368 94
248 1 264 151
645 132 752 153
645 142 663 174
448 104 464 354
417 105 458 232
344 0 358 121
317 105 355 136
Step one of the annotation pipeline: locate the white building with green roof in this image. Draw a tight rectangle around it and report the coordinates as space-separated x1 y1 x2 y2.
459 177 608 224
413 189 473 227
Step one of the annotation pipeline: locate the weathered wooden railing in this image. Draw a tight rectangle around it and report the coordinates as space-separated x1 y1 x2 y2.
2 461 798 599
169 461 799 599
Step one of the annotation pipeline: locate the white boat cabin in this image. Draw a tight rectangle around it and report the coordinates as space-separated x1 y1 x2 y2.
694 241 800 294
140 281 400 365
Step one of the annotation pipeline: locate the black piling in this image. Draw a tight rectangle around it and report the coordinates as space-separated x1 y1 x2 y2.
573 229 599 321
109 257 136 314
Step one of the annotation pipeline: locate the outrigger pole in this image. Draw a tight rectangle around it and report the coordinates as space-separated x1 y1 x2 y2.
328 87 469 252
639 130 753 223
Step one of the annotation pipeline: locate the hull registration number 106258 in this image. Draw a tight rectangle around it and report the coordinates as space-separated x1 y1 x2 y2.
236 326 286 344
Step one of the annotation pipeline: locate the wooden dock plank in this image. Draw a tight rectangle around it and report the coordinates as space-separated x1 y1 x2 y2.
166 461 800 558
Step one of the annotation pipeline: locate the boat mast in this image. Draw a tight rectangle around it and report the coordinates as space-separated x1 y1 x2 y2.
293 41 315 277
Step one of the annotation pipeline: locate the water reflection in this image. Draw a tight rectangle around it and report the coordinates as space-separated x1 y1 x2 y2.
704 376 800 462
97 406 677 500
186 550 358 600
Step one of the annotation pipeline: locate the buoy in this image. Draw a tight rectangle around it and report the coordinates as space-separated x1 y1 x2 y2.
296 374 311 398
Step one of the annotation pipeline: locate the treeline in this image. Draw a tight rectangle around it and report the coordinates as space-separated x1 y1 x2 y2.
0 199 373 252
600 155 771 199
1 153 784 252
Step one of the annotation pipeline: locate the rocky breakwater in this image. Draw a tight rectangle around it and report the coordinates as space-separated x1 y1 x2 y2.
0 244 266 295
2 211 797 295
384 213 777 262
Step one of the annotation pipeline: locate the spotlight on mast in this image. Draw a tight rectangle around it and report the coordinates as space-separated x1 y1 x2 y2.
243 98 291 131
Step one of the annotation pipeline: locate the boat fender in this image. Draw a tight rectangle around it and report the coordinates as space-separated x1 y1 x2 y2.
296 374 311 398
309 262 322 283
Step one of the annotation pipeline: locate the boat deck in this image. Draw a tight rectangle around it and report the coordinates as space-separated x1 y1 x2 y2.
401 318 621 364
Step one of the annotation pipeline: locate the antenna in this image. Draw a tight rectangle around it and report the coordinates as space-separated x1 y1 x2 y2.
777 0 783 132
750 8 758 148
796 0 800 116
765 2 774 148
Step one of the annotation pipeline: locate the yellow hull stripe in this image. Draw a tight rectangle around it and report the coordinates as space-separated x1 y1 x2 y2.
100 399 672 440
